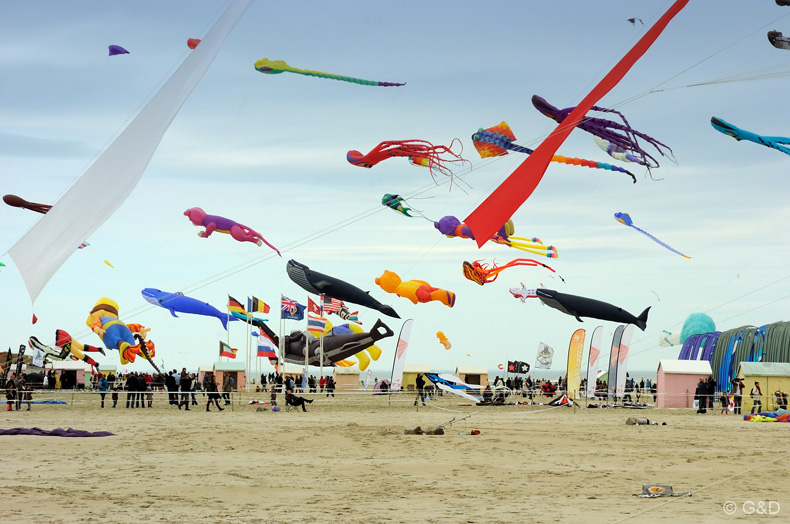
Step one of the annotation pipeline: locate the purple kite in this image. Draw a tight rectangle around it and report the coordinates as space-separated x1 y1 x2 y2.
0 427 115 437
184 207 281 256
108 45 129 56
531 95 673 169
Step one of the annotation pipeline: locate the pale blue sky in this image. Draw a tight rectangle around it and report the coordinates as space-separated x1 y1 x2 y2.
2 1 790 376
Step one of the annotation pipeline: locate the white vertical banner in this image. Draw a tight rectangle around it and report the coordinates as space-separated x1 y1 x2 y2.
616 324 634 397
586 326 603 398
390 319 413 393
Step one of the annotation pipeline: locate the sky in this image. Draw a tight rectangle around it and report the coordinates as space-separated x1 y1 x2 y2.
3 0 790 378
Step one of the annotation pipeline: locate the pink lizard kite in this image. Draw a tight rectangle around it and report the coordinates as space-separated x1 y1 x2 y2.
184 207 281 256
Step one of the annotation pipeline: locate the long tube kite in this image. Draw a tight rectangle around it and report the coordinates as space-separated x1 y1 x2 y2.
254 58 404 87
614 212 690 258
710 117 790 156
462 258 563 286
347 139 468 182
472 122 636 183
463 0 688 247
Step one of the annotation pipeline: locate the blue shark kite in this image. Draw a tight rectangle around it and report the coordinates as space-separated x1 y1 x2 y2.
141 288 238 330
711 117 790 156
425 373 482 403
614 212 690 259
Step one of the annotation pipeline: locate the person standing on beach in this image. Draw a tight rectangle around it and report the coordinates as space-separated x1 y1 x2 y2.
97 373 108 408
179 371 192 411
706 376 717 409
125 373 137 408
325 376 335 398
731 378 744 414
695 378 707 414
222 373 232 405
750 381 763 414
6 374 15 411
166 371 177 405
414 373 426 406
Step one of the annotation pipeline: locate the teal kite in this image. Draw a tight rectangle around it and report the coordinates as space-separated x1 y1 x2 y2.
254 58 405 87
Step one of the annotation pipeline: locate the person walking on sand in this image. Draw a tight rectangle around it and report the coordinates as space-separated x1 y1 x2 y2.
750 381 763 414
222 373 232 406
97 373 108 408
206 376 223 412
731 377 744 415
5 374 15 411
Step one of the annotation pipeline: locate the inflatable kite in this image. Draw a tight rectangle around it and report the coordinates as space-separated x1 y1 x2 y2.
184 207 281 255
462 2 688 249
279 318 394 370
462 259 562 286
381 193 431 219
593 136 645 166
86 297 157 368
3 194 52 214
286 259 400 318
768 30 790 50
374 270 456 307
614 212 690 258
187 38 201 49
535 288 650 330
436 331 451 350
425 373 481 402
141 288 238 330
627 18 644 25
532 95 673 169
28 331 104 371
434 216 557 258
108 45 129 56
254 58 404 87
509 283 539 303
710 117 790 156
472 122 636 183
347 139 468 181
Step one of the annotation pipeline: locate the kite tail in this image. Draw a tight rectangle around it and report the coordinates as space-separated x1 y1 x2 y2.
504 237 558 258
297 68 405 87
630 224 690 258
551 154 637 183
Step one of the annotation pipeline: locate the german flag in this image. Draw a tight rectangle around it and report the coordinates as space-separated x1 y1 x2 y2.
227 295 246 315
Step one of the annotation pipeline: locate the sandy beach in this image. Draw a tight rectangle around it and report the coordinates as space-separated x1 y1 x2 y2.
0 390 787 524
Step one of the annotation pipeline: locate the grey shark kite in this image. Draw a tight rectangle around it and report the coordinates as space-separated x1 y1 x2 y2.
536 288 650 331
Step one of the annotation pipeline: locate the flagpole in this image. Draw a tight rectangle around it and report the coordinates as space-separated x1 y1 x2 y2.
319 294 325 386
278 293 284 394
246 305 251 392
304 296 310 393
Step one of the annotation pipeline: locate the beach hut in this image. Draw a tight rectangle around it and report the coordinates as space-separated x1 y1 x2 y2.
455 365 489 387
737 362 790 413
401 364 432 391
98 364 117 379
280 363 307 390
51 360 89 389
656 359 712 408
333 366 361 391
197 365 214 387
213 362 246 392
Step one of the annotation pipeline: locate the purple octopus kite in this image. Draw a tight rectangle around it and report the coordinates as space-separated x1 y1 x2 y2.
531 95 673 170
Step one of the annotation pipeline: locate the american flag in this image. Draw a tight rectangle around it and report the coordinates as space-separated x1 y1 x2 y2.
281 295 299 315
322 296 343 313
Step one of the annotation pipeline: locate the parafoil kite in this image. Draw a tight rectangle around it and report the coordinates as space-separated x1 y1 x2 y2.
184 207 281 255
462 259 562 286
187 38 201 49
141 288 238 330
472 122 636 183
108 45 129 56
347 139 468 182
535 288 650 331
28 330 105 371
509 283 538 303
286 259 400 318
627 18 644 25
436 331 451 350
532 95 673 169
375 270 456 307
710 117 790 156
679 312 716 343
279 318 394 370
434 216 557 258
254 58 404 87
86 297 157 368
768 30 790 50
614 212 690 258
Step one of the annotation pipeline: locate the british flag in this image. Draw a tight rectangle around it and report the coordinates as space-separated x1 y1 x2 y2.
281 295 299 315
322 295 343 313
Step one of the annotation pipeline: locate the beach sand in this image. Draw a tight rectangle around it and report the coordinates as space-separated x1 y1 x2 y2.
1 391 787 524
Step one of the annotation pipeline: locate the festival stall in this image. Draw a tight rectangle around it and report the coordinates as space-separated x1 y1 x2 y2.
656 359 711 408
736 362 790 413
333 366 361 391
213 361 246 392
401 364 432 391
455 365 489 387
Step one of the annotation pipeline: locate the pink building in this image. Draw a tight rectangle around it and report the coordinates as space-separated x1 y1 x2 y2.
656 359 712 408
